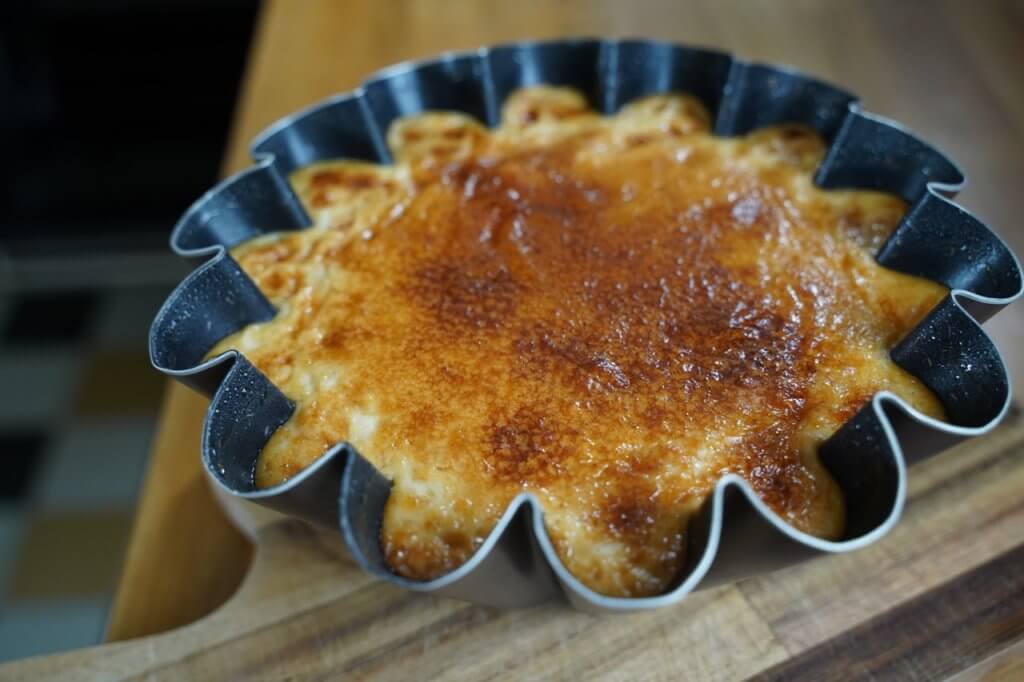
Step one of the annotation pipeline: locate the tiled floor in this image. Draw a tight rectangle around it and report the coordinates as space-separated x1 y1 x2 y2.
0 285 172 663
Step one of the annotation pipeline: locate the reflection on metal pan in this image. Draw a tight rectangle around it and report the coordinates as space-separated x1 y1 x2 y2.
149 39 1022 613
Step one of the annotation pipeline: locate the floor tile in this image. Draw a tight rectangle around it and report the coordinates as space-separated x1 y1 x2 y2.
0 504 26 595
9 509 135 600
0 431 48 501
0 348 81 427
35 416 155 510
91 285 174 348
0 597 109 663
2 291 99 346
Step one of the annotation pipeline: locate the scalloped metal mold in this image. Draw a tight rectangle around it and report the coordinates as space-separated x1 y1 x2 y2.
149 39 1023 613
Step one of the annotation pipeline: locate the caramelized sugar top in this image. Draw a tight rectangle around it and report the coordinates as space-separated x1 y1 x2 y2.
211 87 946 597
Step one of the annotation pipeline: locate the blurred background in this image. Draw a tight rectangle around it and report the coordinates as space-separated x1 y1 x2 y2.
0 0 259 660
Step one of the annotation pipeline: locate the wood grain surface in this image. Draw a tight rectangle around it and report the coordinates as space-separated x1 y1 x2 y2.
3 406 1024 680
10 0 1023 678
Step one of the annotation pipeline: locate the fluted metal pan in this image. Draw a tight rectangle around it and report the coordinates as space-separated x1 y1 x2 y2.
149 39 1023 613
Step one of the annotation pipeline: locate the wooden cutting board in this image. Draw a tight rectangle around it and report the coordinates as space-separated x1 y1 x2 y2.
3 404 1024 680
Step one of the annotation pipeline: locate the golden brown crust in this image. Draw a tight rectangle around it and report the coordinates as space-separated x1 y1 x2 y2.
210 87 947 597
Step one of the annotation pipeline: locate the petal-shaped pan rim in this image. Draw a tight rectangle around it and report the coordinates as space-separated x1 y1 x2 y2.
149 38 1022 612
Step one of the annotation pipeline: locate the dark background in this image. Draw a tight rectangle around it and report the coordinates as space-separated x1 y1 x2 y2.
0 0 260 661
0 0 258 259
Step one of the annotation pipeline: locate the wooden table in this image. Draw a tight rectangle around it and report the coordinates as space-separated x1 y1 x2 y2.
7 0 1024 679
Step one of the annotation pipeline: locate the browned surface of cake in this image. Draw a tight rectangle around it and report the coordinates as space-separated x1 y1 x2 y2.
209 87 947 597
